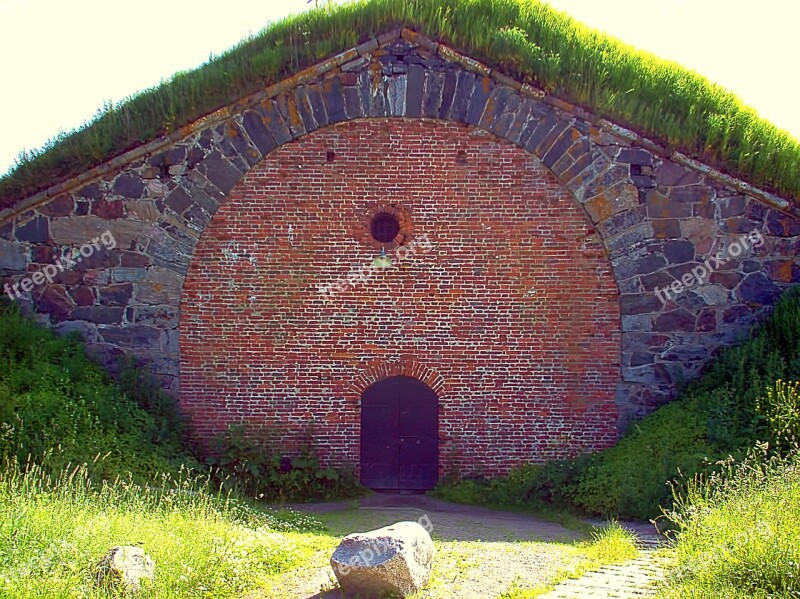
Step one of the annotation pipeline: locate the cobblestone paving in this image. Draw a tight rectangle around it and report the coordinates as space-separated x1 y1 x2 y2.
539 533 671 599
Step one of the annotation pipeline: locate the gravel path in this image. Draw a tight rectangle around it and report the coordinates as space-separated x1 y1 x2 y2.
257 494 586 598
255 494 668 599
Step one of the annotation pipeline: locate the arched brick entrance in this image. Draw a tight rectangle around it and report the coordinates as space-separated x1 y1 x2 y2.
180 118 620 478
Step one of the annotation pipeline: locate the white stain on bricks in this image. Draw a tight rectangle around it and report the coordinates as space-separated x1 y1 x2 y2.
221 241 259 266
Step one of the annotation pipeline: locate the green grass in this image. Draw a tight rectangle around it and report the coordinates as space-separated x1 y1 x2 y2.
0 461 644 599
0 462 328 598
658 447 800 598
2 0 800 207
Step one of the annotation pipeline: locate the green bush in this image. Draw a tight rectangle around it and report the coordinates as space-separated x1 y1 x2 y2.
0 302 197 481
571 400 715 519
208 424 365 502
660 445 800 598
432 457 593 515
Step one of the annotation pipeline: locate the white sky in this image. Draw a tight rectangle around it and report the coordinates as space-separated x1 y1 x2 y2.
1 0 798 177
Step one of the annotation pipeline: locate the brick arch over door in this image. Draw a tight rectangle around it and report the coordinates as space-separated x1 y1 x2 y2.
180 118 621 477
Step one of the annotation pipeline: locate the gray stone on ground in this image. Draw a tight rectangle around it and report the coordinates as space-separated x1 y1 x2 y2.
95 545 155 592
330 520 435 597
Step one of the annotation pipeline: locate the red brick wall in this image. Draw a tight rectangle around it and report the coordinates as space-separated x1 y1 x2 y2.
181 118 620 478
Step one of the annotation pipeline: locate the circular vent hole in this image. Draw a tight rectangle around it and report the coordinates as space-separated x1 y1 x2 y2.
370 212 401 243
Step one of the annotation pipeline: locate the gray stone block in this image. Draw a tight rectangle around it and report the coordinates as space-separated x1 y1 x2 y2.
663 239 696 265
293 85 321 132
654 309 695 332
323 77 347 124
343 86 364 120
465 75 493 126
421 70 445 118
542 126 579 169
275 93 307 139
614 253 667 280
256 99 293 145
447 70 477 122
737 272 782 305
219 120 260 166
306 83 330 128
100 324 162 349
197 153 242 195
165 187 193 215
620 293 664 316
113 175 145 199
616 148 654 166
387 75 408 116
133 304 179 328
15 216 49 243
437 69 459 120
478 85 513 132
70 306 125 325
491 92 522 138
406 63 425 117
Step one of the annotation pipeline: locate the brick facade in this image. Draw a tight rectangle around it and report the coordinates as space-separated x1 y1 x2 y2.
181 118 620 476
1 30 798 481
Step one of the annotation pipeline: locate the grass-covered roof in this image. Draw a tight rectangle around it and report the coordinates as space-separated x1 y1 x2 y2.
2 0 799 208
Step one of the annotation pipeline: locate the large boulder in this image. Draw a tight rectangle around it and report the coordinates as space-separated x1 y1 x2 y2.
95 545 155 592
330 520 435 597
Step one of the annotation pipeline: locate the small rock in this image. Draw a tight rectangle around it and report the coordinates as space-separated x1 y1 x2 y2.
331 521 435 597
95 545 155 592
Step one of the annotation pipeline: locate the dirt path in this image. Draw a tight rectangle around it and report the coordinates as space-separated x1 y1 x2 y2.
255 494 605 598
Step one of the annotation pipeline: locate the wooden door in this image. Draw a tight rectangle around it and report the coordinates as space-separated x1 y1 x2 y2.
360 376 438 490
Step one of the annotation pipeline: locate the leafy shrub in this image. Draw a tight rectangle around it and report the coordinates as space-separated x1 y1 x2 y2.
571 399 716 519
660 445 800 598
117 355 189 449
0 302 196 481
432 457 593 514
208 424 364 502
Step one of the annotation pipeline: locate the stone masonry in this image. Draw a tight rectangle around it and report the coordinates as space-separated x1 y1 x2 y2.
0 29 798 474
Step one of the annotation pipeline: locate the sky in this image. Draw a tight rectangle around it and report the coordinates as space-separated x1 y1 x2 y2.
1 0 798 177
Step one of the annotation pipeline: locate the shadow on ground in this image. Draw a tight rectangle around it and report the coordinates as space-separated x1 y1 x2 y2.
254 493 663 598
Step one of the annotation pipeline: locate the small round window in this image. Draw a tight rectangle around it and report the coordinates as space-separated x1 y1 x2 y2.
370 212 401 244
